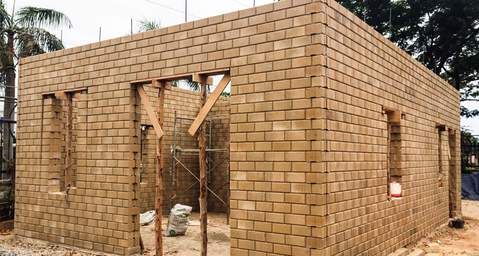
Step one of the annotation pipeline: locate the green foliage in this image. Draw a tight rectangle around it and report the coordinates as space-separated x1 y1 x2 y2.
337 0 479 117
170 79 200 91
138 19 161 32
15 7 72 29
462 129 479 146
0 1 71 67
461 129 479 173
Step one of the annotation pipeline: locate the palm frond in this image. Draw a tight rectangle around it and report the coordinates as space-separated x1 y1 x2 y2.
15 7 72 29
0 0 11 30
16 27 63 57
138 19 161 32
0 38 9 68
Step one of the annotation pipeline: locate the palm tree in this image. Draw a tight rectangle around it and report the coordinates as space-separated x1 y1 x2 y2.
0 1 71 176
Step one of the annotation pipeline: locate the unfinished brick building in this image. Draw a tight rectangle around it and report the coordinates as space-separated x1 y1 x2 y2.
15 0 460 255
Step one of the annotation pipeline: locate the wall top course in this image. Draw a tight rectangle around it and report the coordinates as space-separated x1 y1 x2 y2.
19 0 311 65
325 0 458 95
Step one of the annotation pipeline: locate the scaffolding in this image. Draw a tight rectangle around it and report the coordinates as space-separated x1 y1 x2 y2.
168 111 230 217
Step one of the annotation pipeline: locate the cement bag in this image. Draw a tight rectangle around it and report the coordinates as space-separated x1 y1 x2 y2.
140 210 155 226
165 204 192 237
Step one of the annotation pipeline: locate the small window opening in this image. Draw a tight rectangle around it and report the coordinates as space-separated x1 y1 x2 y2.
43 90 86 193
437 124 446 187
385 108 402 199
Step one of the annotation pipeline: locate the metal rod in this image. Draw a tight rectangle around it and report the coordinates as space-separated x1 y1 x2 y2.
185 0 188 22
173 155 227 206
172 147 227 153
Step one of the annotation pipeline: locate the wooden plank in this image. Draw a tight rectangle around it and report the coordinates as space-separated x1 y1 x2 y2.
188 74 231 136
137 85 164 139
198 82 208 256
155 81 165 256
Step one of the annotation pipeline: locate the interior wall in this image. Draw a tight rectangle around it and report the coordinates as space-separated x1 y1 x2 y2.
207 97 230 213
138 86 202 213
137 86 231 214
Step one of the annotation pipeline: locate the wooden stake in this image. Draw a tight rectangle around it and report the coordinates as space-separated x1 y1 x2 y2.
155 81 165 256
64 92 72 190
198 78 208 256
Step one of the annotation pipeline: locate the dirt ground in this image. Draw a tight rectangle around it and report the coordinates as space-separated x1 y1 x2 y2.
413 200 479 256
1 202 478 256
0 212 229 256
140 212 229 256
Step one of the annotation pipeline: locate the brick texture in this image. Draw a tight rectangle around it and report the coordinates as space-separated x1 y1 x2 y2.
16 0 460 255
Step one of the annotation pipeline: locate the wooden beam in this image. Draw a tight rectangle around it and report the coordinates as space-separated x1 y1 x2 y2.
137 85 164 139
192 73 214 85
130 69 229 85
155 81 165 256
436 124 447 132
198 81 208 256
188 74 231 136
54 91 67 100
383 107 401 124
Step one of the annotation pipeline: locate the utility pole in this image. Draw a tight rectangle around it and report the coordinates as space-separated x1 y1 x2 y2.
253 0 255 7
99 27 102 42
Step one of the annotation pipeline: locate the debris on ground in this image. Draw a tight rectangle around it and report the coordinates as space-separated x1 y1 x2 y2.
412 200 479 256
0 232 109 256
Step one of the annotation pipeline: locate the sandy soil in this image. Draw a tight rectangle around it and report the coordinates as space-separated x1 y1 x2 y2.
0 233 107 256
140 212 229 256
413 200 479 256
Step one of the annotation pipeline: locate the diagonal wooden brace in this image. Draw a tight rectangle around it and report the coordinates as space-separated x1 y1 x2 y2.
137 85 164 139
188 73 231 136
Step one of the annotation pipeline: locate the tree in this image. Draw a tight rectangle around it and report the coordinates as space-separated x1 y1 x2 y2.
337 0 479 117
0 1 71 174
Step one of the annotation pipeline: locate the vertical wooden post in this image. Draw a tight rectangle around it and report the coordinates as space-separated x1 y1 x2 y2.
155 80 165 256
198 78 208 256
64 92 73 190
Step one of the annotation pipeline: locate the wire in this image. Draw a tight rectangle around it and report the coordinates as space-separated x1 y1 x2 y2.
143 0 201 19
231 0 251 8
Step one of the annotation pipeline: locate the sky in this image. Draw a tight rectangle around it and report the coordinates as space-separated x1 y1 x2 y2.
7 0 479 134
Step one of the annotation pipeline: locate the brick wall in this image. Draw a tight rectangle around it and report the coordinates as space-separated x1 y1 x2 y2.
321 1 461 255
16 0 460 255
